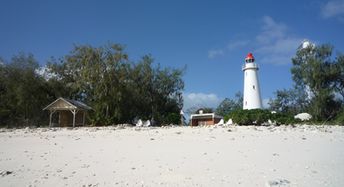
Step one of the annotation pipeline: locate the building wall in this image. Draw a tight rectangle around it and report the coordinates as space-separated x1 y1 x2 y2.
57 110 85 127
59 111 71 127
191 117 223 126
191 118 214 126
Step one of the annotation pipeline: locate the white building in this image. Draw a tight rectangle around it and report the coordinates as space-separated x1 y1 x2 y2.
242 53 262 110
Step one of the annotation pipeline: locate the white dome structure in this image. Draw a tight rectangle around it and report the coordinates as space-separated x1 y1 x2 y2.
298 39 315 50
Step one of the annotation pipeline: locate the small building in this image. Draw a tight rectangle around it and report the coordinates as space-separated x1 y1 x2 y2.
190 110 223 126
43 97 92 127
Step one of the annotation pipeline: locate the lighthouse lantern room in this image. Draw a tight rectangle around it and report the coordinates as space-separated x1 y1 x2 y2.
242 53 263 110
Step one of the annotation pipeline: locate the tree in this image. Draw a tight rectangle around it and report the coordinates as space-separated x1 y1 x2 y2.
268 88 308 114
0 43 185 126
333 54 344 100
0 59 9 125
0 53 53 127
134 55 184 124
49 43 184 125
215 91 242 116
291 44 342 120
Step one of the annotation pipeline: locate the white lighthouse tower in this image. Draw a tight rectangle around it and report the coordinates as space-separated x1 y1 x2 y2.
242 53 262 110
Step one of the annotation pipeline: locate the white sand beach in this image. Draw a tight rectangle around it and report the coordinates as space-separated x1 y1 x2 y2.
1 125 344 186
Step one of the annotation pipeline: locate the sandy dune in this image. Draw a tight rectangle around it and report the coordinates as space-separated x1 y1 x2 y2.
0 125 344 186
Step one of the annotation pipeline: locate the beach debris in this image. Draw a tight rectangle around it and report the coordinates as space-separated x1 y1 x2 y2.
136 119 143 127
225 119 233 126
294 113 312 121
268 119 276 125
267 126 276 132
143 120 151 127
0 170 13 177
116 124 131 129
215 119 224 126
43 173 49 179
81 164 90 168
266 179 290 186
175 131 182 135
150 138 155 140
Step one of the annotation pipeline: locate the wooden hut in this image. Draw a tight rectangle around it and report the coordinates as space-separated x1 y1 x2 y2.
190 110 223 126
43 98 92 127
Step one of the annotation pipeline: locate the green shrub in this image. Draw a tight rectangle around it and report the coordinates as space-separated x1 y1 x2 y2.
270 112 300 125
225 109 269 125
163 113 180 125
335 110 344 125
224 109 299 125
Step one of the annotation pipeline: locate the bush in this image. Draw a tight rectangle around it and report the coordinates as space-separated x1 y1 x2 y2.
270 112 300 125
163 113 180 125
335 110 344 125
224 109 270 125
224 109 299 125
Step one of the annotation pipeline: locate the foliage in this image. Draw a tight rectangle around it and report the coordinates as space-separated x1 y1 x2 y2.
225 109 270 125
216 91 242 116
164 112 180 125
270 112 300 125
290 44 343 120
0 53 56 127
268 88 308 115
0 43 185 127
186 107 214 115
334 55 344 99
335 109 344 125
197 107 214 113
48 43 184 125
224 109 299 126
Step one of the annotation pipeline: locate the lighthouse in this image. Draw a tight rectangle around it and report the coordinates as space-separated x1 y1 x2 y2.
242 53 262 110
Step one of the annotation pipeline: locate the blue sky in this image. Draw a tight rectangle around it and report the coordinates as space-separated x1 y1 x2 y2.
1 0 344 111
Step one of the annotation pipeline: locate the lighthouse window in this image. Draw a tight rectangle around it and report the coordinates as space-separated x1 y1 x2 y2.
253 85 255 90
245 101 247 106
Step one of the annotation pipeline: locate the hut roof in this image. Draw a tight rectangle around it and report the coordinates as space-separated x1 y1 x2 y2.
43 97 92 111
190 113 223 120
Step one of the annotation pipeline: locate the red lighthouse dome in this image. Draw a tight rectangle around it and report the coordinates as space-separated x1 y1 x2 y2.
245 53 255 63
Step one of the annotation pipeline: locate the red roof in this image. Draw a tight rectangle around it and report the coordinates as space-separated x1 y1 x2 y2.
246 53 254 59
